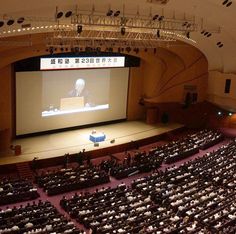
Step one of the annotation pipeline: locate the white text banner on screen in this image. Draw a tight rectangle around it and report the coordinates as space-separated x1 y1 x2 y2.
40 57 125 70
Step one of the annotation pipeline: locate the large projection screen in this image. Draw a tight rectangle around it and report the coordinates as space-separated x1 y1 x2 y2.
16 68 129 135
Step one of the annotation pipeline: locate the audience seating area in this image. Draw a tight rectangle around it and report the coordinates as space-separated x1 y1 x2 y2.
191 129 224 150
163 129 223 164
35 166 110 195
0 128 227 233
0 178 39 205
60 139 236 234
0 200 85 234
100 129 223 179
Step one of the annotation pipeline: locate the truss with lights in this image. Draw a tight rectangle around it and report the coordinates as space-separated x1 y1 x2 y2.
46 12 198 50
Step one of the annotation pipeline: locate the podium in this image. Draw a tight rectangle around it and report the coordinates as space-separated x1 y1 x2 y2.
89 132 106 143
60 97 84 111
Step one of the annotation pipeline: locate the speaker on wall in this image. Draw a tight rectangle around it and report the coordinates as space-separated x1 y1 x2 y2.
225 79 231 94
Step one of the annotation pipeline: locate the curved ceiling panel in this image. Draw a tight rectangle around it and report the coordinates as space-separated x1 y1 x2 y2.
0 0 235 71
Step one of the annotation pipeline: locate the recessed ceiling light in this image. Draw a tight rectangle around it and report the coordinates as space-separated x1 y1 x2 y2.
222 0 229 5
226 2 232 7
56 12 63 19
17 17 25 24
7 19 14 26
65 11 72 18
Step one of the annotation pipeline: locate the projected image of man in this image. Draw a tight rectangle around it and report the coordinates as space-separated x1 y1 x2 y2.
69 78 93 107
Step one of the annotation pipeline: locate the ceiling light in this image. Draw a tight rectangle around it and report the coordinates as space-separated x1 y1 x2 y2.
56 12 63 19
226 2 232 7
77 25 83 34
153 14 159 20
121 27 125 35
186 32 190 39
114 11 120 17
65 11 72 18
17 17 25 24
7 19 14 26
222 0 228 5
106 9 113 16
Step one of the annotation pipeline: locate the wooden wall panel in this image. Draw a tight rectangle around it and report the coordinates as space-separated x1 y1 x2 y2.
0 64 13 150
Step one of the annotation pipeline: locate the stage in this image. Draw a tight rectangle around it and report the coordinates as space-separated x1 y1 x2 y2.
0 121 184 165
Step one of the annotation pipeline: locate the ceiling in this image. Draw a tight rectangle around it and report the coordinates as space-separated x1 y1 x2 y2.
0 0 236 73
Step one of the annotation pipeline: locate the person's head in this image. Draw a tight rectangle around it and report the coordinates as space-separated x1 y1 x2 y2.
75 79 85 95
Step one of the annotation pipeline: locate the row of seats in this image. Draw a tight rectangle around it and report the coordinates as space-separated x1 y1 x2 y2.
60 139 236 234
0 200 85 234
35 166 110 195
0 178 39 205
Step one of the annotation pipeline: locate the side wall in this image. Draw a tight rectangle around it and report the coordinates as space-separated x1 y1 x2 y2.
208 70 236 110
0 65 13 151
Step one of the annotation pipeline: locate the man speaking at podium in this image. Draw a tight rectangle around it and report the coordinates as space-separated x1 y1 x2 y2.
68 78 94 107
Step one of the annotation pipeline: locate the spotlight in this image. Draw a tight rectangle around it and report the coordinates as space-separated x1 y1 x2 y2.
65 11 72 18
114 10 120 17
204 32 208 36
157 29 160 38
49 47 54 55
218 111 222 116
226 2 232 7
126 47 131 53
186 32 190 39
133 48 139 54
0 21 4 27
187 23 191 28
223 0 228 5
56 11 63 19
106 9 113 16
7 19 14 26
77 25 83 34
217 42 224 48
17 17 24 24
74 47 80 53
201 30 205 34
207 33 212 37
121 27 125 35
229 112 232 116
152 14 159 21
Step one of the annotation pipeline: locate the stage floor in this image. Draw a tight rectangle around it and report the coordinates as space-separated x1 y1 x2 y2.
0 121 184 165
